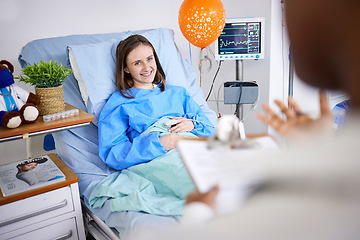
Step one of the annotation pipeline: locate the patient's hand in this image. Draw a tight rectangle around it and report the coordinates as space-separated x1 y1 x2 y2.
159 134 183 151
168 117 194 133
257 90 334 141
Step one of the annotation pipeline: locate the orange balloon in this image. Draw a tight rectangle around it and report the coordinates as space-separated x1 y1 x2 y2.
178 0 226 49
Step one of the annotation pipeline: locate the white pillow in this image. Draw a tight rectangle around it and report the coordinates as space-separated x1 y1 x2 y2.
68 47 88 107
68 28 217 126
68 39 118 123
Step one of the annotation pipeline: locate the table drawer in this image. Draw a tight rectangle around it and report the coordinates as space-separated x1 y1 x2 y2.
3 217 78 240
0 186 74 234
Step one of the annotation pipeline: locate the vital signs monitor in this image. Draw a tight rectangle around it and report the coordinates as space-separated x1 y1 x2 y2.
214 17 265 60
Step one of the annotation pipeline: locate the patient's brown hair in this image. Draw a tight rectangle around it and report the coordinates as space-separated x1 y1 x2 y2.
115 35 166 98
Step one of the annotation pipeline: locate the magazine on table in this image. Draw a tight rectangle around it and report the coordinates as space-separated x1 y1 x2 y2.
0 155 65 197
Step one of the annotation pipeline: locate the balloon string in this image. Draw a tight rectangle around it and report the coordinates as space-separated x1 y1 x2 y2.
200 48 204 87
189 42 192 65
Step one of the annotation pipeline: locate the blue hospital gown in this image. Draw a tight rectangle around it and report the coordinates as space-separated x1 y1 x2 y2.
98 84 215 170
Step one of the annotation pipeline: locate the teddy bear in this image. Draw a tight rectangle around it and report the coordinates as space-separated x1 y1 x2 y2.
0 60 40 129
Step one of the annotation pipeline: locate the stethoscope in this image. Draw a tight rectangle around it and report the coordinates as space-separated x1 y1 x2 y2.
0 86 17 110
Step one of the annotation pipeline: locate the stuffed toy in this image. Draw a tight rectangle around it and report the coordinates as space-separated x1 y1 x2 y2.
0 60 40 129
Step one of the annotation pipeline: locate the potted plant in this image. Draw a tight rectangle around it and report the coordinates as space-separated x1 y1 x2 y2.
17 60 73 115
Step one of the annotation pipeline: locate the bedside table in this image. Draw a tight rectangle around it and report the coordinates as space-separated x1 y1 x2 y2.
0 153 86 240
0 104 94 240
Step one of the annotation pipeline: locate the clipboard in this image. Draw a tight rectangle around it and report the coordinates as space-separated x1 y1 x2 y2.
177 136 282 214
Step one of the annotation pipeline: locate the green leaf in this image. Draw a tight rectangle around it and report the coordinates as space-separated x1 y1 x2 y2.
15 60 73 88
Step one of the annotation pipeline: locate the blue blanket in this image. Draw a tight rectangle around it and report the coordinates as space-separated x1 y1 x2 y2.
89 117 196 216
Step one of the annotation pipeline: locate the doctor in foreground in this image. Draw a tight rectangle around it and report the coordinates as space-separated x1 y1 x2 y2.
131 0 360 239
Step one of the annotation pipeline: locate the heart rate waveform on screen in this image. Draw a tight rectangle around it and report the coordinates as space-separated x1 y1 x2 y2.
219 39 249 49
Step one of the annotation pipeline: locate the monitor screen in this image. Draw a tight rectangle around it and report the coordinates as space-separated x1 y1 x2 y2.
214 17 265 60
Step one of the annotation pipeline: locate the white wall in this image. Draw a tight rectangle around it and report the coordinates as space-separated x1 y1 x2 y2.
1 0 285 161
1 0 190 76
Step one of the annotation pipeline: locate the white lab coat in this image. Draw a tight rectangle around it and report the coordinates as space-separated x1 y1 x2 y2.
0 85 30 112
131 110 360 240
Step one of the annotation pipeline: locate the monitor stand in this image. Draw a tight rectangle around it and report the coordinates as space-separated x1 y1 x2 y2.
235 59 244 120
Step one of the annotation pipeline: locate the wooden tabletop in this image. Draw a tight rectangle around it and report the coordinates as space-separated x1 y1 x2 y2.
0 153 79 205
0 103 94 141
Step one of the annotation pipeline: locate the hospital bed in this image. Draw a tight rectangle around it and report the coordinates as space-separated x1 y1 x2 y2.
18 28 217 239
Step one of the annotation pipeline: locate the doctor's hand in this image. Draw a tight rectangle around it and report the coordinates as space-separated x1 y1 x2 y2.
168 117 194 133
186 184 220 209
159 134 185 151
257 90 334 141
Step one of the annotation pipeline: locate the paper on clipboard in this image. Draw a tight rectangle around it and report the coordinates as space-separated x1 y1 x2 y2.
178 136 281 213
177 136 281 213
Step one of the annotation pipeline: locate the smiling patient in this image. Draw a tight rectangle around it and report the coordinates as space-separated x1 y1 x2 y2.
89 34 215 218
98 34 214 170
